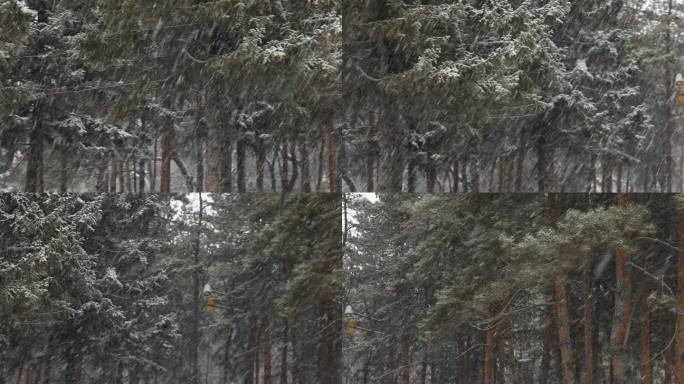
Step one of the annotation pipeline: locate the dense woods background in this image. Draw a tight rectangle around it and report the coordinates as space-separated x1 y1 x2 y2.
344 193 684 384
3 0 684 192
0 193 343 384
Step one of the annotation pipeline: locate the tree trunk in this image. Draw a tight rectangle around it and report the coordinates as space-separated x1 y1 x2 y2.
299 136 311 192
280 322 288 384
151 135 158 192
367 110 377 192
190 192 203 384
255 321 261 384
507 320 518 384
318 297 342 384
59 149 68 193
497 327 505 384
498 157 505 193
109 155 118 193
426 156 436 193
138 158 146 193
254 139 264 192
160 119 173 193
223 328 233 384
407 157 417 193
378 106 403 192
452 159 459 192
316 133 325 192
484 309 496 384
471 159 480 192
118 160 125 192
196 138 204 192
554 279 576 384
400 335 410 384
263 320 272 384
639 295 652 384
675 194 684 384
515 130 525 192
220 127 233 193
124 158 132 192
24 124 44 193
245 317 257 384
327 116 336 192
237 137 246 192
281 140 289 193
582 253 594 384
610 194 630 384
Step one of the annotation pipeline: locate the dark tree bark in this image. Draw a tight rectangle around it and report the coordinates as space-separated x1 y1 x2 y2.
160 119 173 193
299 135 311 192
24 123 44 193
610 194 630 384
237 136 246 192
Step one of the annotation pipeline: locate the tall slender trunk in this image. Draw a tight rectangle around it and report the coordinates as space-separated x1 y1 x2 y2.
299 136 311 192
554 279 575 384
407 157 417 193
327 116 336 192
471 159 480 192
118 160 125 192
461 158 469 192
666 323 675 384
497 327 505 384
237 137 246 192
367 110 377 191
255 139 265 192
617 163 623 193
610 194 630 384
24 124 44 193
190 192 203 384
160 119 173 193
109 155 118 193
400 335 411 384
97 157 108 192
639 294 652 384
336 129 345 192
263 320 272 384
206 120 221 193
318 297 342 384
280 322 288 384
515 129 525 192
582 254 595 384
223 328 233 384
138 158 146 193
220 128 233 193
246 317 257 384
665 0 674 192
484 309 496 384
507 320 518 384
59 149 68 192
452 159 459 192
426 156 436 193
255 321 261 384
195 135 204 193
281 140 289 193
363 350 374 384
536 131 546 192
125 158 132 192
498 157 505 193
675 193 684 384
317 134 325 192
378 105 404 192
151 136 158 192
